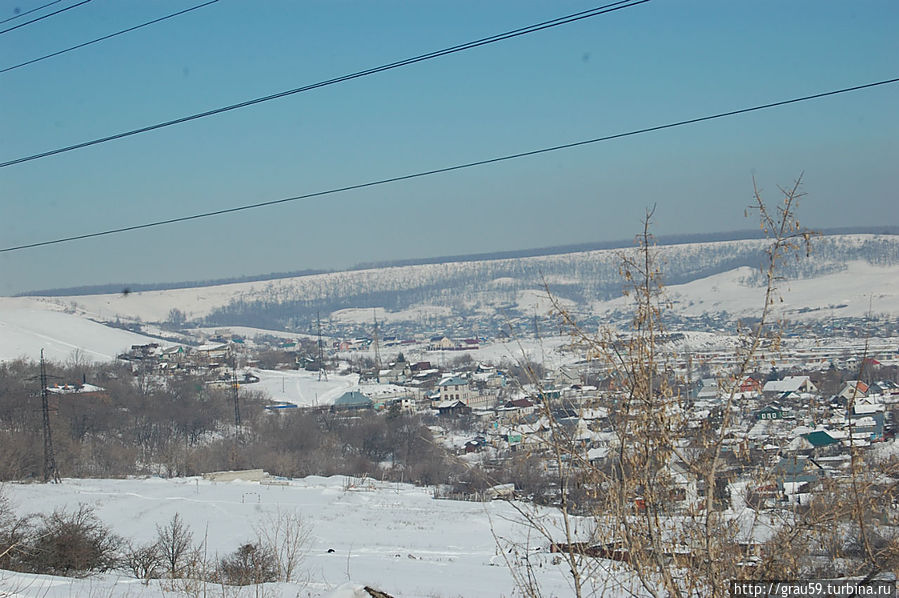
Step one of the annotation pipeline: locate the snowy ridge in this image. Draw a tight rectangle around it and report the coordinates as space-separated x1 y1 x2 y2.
0 234 896 360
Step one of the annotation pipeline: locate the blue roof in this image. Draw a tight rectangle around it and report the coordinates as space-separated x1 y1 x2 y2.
334 391 373 408
441 376 468 387
803 430 838 448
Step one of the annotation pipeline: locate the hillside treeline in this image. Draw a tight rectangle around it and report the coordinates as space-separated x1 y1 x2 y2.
201 235 899 331
0 359 452 485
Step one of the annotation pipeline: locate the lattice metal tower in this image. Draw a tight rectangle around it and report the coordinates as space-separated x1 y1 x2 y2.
230 347 242 431
39 350 60 483
372 311 382 383
317 312 328 382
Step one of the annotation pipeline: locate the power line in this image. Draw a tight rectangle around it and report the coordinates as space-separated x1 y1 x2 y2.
2 76 895 255
0 0 649 169
0 0 91 35
0 0 220 75
0 0 64 25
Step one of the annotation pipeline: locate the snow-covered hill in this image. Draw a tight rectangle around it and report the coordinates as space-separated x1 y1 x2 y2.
2 234 896 363
0 298 173 363
592 260 899 321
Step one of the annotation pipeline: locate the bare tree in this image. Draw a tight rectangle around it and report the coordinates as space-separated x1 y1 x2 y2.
22 505 121 576
253 509 311 582
218 541 278 586
505 177 833 597
156 513 194 579
122 540 164 584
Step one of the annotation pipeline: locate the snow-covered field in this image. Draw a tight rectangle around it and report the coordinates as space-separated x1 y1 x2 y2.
0 298 171 363
0 476 634 598
252 369 358 407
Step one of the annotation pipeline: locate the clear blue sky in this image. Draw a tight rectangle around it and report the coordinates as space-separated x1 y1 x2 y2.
1 0 897 295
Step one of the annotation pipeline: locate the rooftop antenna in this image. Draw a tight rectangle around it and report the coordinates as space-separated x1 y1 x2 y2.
39 349 60 483
317 311 328 381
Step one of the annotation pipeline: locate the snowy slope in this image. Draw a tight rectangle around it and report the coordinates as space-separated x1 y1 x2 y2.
590 261 899 320
0 298 173 363
0 476 641 598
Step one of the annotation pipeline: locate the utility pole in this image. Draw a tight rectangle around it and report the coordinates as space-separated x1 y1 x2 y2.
317 312 328 381
40 350 60 483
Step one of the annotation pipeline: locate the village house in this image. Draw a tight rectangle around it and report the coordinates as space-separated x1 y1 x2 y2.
381 353 412 383
117 343 163 363
869 380 899 400
428 336 456 351
838 380 869 401
436 399 471 417
497 398 537 423
438 375 475 404
696 377 720 400
756 403 785 421
360 384 415 410
458 338 479 350
762 376 817 397
194 343 230 363
46 382 108 399
387 396 416 413
332 390 374 411
732 376 762 399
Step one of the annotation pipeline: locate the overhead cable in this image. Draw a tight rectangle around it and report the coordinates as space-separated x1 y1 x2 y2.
0 0 91 35
2 76 895 254
0 0 220 74
0 0 64 25
0 0 648 168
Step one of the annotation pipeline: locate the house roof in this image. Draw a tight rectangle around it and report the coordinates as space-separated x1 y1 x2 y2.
439 375 468 387
436 400 467 410
763 376 813 393
505 398 535 409
46 383 106 395
196 343 229 352
774 455 822 478
802 430 838 448
333 390 373 408
842 380 869 395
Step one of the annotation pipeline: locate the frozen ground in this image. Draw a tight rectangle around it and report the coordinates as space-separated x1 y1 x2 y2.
0 476 643 598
